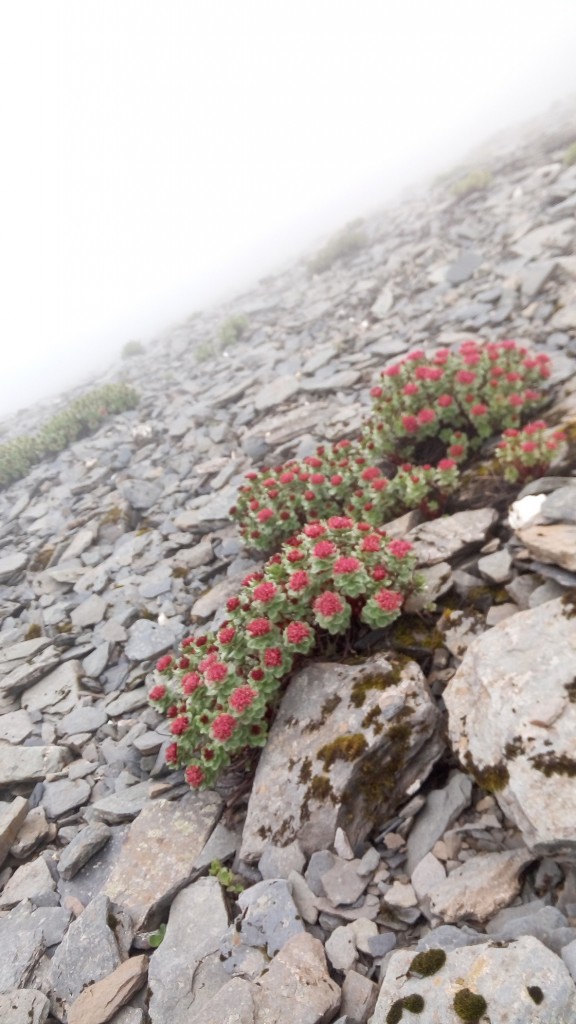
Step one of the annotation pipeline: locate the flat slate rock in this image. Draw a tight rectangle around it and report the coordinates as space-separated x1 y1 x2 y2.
104 792 222 929
240 652 444 861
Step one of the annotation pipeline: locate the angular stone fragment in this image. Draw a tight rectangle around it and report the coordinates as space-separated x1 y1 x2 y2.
67 954 148 1024
71 593 107 627
0 796 29 868
0 904 45 993
0 552 27 582
57 822 112 880
0 855 56 910
408 508 498 566
0 744 69 787
517 523 576 572
124 620 176 662
50 894 131 1015
0 645 62 697
428 849 533 923
104 792 222 928
240 653 444 861
91 782 151 824
444 597 576 857
187 976 255 1024
221 879 305 973
0 708 34 743
41 778 91 820
21 660 81 714
373 935 576 1024
254 933 341 1024
147 878 229 1024
406 771 473 874
0 989 50 1024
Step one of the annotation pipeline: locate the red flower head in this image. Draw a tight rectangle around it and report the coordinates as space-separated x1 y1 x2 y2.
229 686 257 712
313 540 337 559
370 385 383 398
253 581 278 604
264 647 283 667
218 626 236 645
170 716 189 736
333 556 361 575
375 589 404 612
226 596 241 612
149 684 166 701
247 618 273 637
286 621 312 644
257 508 274 523
212 714 237 742
387 539 413 558
165 742 179 764
185 765 205 787
156 655 173 672
327 516 354 529
361 466 382 481
437 458 457 471
361 534 381 552
288 570 310 592
182 673 202 695
470 403 489 417
304 523 326 538
401 415 418 433
417 408 436 425
205 661 229 684
437 394 453 408
313 591 345 617
287 548 306 562
456 370 476 385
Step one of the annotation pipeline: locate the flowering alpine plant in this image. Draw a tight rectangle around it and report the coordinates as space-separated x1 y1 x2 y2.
494 420 566 483
149 517 423 787
231 438 462 552
363 339 550 462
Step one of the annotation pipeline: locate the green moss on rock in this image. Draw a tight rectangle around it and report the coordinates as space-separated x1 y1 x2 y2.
316 733 368 770
453 988 487 1022
409 947 447 977
527 985 544 1004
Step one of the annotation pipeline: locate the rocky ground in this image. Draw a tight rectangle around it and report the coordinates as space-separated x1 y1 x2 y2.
0 102 576 1024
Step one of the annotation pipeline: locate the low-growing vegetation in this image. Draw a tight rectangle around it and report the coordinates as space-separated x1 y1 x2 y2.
121 340 145 358
151 338 563 790
451 168 491 199
0 382 139 488
308 219 367 274
564 141 576 166
219 314 249 346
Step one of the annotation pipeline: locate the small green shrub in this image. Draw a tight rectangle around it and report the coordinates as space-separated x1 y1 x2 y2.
121 340 145 358
451 169 491 199
564 142 576 166
0 383 139 489
209 860 244 894
308 220 367 274
195 341 216 363
219 314 249 346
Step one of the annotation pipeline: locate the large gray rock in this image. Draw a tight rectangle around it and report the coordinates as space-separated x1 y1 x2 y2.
240 653 444 861
0 796 29 868
372 935 576 1024
104 792 222 929
406 771 473 875
0 904 45 993
408 508 498 566
148 878 229 1024
0 744 68 786
0 989 49 1023
427 849 534 924
220 879 305 974
50 894 132 1020
444 596 576 858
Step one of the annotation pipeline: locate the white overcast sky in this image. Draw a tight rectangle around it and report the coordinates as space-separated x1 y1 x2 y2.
1 0 576 417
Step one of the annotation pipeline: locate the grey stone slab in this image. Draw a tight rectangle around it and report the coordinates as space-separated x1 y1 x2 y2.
240 652 444 862
50 894 132 1018
71 593 108 628
58 705 108 735
21 660 81 714
221 879 305 972
124 620 177 662
406 771 473 875
0 855 56 910
373 935 576 1024
0 904 45 993
104 792 222 929
41 778 92 820
445 249 482 284
0 744 69 786
0 796 29 869
0 989 50 1024
148 878 229 1024
0 709 35 744
0 552 27 582
91 782 151 824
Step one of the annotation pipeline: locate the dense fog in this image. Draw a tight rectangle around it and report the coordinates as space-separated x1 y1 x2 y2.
1 0 575 417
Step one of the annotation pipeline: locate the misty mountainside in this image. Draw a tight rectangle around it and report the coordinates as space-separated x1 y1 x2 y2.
0 101 575 1024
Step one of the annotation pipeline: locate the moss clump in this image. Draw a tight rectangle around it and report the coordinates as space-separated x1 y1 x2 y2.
29 546 55 572
308 774 335 801
453 988 487 1022
316 733 368 771
121 340 144 358
561 589 576 619
402 993 425 1013
504 737 524 759
451 168 491 199
386 999 404 1024
303 693 342 731
25 623 42 640
361 705 384 732
531 753 576 778
565 679 576 703
409 947 447 978
464 753 509 792
527 985 544 1004
298 757 312 784
350 657 410 708
386 993 425 1023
